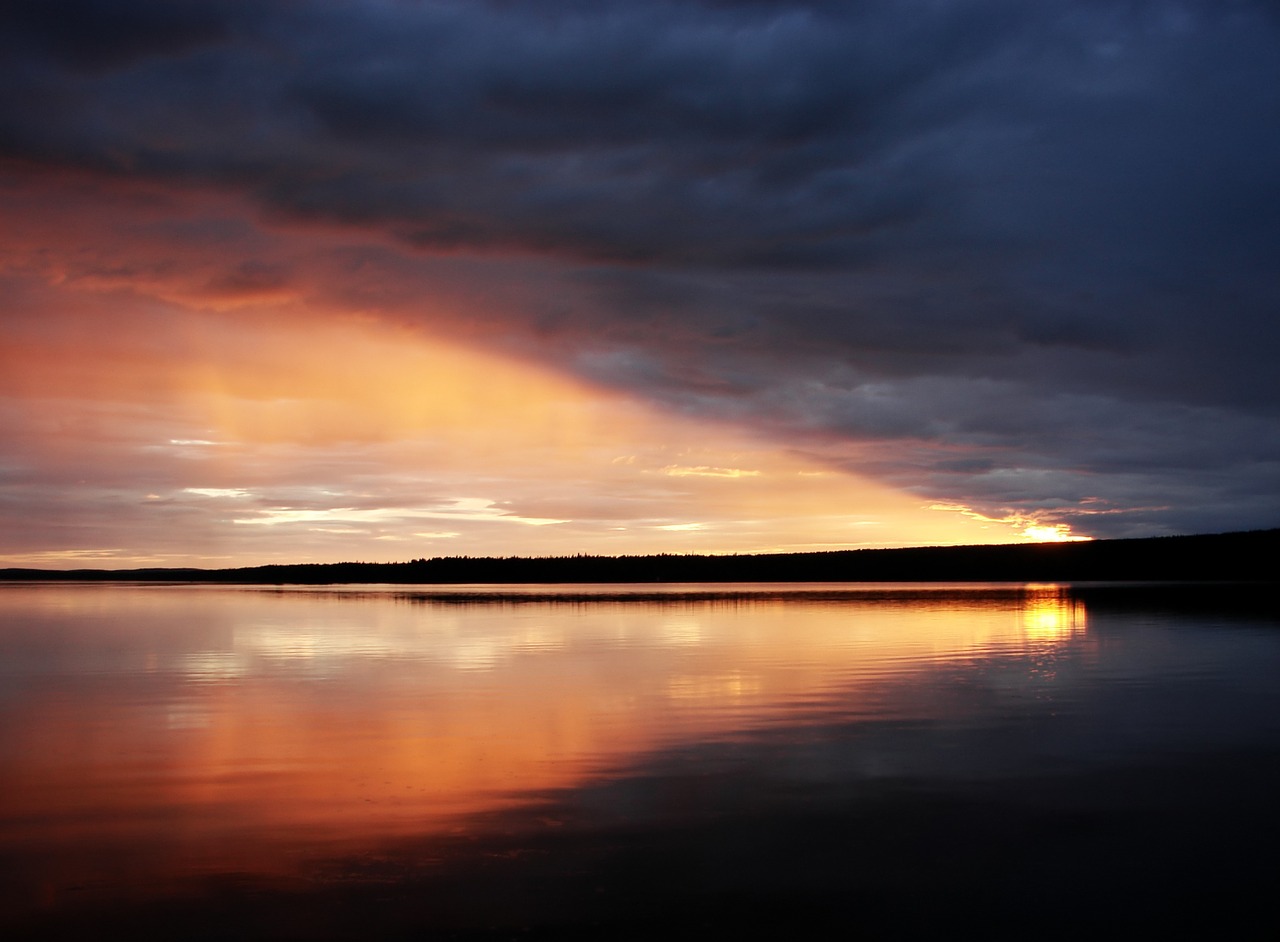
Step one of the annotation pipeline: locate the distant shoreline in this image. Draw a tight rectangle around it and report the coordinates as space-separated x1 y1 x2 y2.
3 529 1277 585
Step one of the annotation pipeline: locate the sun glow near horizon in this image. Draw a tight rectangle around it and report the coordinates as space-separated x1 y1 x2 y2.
1022 524 1091 543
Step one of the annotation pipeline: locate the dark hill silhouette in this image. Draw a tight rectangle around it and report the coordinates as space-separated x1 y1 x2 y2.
3 528 1277 584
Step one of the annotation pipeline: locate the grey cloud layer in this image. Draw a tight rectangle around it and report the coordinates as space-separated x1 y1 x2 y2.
2 0 1277 537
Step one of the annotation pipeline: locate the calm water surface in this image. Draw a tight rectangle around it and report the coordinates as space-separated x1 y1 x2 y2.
2 582 1278 938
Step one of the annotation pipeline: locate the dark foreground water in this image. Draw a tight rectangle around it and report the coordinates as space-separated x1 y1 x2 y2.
1 582 1278 939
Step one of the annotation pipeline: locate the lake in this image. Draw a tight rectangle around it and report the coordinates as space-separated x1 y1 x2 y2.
2 582 1278 938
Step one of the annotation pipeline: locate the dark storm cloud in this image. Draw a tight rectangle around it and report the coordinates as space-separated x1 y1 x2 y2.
1 0 247 72
2 0 1277 536
0 0 1007 263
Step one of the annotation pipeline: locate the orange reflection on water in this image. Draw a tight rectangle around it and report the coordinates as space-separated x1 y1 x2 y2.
1020 584 1088 642
0 584 1092 914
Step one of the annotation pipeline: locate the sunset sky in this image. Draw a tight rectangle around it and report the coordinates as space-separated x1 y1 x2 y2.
2 0 1278 568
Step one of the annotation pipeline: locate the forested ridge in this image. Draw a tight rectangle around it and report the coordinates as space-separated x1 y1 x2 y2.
4 529 1277 584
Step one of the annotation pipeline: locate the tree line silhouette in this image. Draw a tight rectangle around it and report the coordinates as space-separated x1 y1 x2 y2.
3 529 1276 584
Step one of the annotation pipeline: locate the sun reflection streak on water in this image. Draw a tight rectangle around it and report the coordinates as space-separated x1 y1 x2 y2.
1020 584 1088 642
